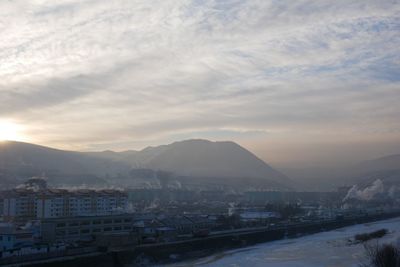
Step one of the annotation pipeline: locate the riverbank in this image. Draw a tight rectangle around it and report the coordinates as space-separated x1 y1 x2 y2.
166 216 400 267
5 211 400 267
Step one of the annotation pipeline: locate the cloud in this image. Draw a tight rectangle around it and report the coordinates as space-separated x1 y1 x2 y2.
0 0 399 161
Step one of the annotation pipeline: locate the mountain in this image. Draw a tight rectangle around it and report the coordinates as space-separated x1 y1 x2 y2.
0 141 130 188
279 154 400 191
339 154 400 202
162 140 288 181
0 139 291 190
131 140 291 189
88 139 292 190
351 154 400 186
353 154 400 174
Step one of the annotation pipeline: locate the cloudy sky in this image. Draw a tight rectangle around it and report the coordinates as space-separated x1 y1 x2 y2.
0 0 399 166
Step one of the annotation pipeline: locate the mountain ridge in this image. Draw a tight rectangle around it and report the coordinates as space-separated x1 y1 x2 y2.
0 139 291 190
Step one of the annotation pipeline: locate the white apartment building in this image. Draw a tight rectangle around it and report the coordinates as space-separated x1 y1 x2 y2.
36 190 127 219
2 189 127 221
2 192 36 220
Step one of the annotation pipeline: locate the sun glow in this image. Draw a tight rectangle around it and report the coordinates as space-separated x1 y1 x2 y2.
0 120 26 141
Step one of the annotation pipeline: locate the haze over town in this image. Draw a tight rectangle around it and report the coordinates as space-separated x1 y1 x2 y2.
1 1 400 266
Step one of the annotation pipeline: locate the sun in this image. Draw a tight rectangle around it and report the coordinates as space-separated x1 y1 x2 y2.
0 120 25 141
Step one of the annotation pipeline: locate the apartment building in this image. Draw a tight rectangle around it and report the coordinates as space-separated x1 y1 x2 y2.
1 187 127 221
2 190 36 221
36 189 127 219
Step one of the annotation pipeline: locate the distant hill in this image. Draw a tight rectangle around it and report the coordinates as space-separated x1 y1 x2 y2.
148 140 290 186
0 139 291 190
339 154 400 202
0 141 130 188
351 154 400 186
280 154 400 191
353 154 400 174
88 139 292 190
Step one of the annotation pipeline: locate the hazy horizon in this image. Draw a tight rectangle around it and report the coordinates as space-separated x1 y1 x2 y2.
1 138 398 171
1 0 399 168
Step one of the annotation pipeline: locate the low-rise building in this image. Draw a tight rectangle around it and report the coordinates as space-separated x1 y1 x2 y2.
244 191 341 205
184 214 218 230
0 223 33 252
40 214 135 243
158 216 195 234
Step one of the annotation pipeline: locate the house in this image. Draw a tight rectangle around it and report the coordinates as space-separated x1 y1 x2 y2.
0 223 33 252
158 216 195 234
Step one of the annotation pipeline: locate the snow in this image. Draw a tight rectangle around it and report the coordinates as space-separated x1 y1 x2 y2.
164 217 400 267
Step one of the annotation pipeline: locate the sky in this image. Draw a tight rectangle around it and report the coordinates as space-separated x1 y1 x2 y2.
0 0 399 167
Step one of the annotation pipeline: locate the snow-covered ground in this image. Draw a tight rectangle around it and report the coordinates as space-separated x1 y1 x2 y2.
164 217 400 267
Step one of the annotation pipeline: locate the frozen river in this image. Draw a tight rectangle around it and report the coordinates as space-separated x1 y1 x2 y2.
164 217 400 267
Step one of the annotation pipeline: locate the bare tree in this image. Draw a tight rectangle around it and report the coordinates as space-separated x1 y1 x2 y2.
361 242 400 267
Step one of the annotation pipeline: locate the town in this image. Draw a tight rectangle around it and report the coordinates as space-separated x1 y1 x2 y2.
1 177 399 266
